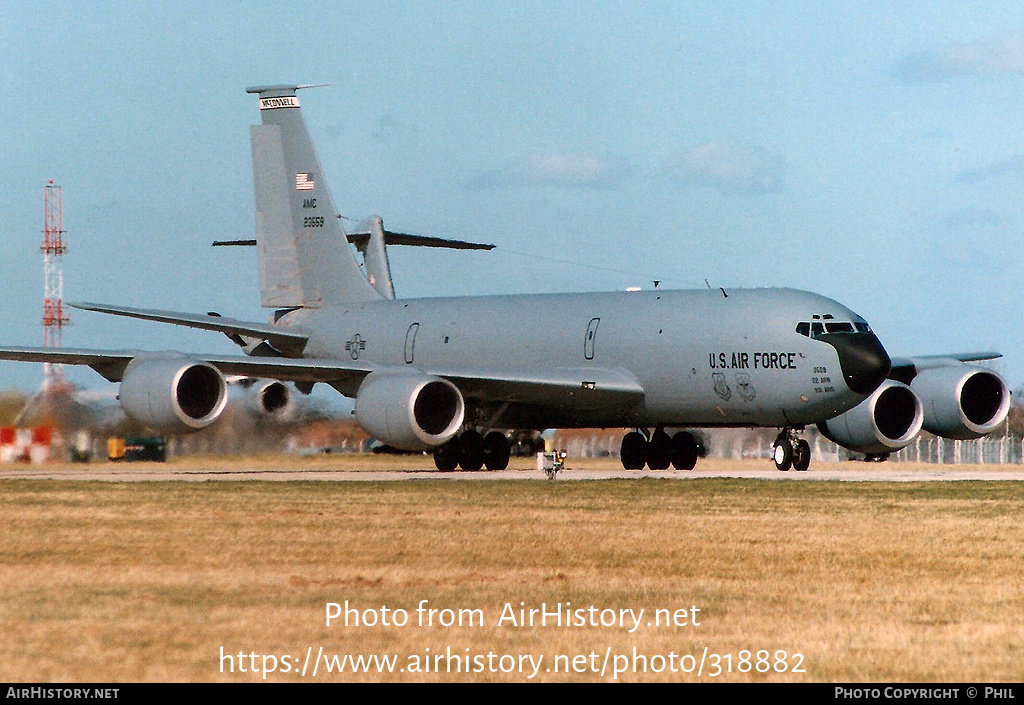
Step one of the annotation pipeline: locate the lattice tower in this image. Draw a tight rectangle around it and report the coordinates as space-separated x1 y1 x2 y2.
41 181 68 388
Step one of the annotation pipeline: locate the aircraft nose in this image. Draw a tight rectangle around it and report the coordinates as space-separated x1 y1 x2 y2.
820 332 891 395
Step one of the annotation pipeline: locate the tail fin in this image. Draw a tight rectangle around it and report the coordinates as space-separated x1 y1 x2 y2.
353 215 396 299
247 84 382 308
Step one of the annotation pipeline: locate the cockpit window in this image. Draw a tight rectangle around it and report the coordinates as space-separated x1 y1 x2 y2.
797 319 868 338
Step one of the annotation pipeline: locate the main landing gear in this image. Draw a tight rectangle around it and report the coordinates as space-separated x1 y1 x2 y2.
433 430 511 472
619 429 700 471
772 429 810 472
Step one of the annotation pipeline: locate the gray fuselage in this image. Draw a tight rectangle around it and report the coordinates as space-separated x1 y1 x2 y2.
288 286 884 431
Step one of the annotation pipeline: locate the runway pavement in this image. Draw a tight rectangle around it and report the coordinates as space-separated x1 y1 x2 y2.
4 457 1024 482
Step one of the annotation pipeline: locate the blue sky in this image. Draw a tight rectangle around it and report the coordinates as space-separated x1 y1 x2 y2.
1 2 1022 395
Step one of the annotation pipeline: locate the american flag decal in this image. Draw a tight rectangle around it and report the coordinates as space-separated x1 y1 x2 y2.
295 173 315 191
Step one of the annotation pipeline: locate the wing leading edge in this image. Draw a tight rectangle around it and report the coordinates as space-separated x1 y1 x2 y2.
68 302 309 356
889 352 1002 384
0 346 645 408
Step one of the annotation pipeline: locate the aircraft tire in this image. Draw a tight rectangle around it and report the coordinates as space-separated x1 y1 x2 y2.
620 431 648 470
433 439 461 472
483 431 511 471
647 429 672 470
459 430 485 471
773 437 793 472
792 439 811 472
670 431 699 470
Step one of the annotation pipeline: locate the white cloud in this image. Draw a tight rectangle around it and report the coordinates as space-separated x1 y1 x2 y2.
943 207 1007 229
666 140 784 194
956 155 1024 184
521 153 610 186
896 33 1024 84
471 151 625 189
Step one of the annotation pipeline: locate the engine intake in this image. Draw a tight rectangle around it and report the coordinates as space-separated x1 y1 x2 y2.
818 380 924 455
119 356 228 433
355 372 465 451
252 380 294 418
911 366 1010 440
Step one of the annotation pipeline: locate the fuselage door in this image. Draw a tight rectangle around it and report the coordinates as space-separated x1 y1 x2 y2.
405 322 419 364
584 318 600 360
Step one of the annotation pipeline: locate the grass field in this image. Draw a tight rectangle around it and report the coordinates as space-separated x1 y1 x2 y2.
2 456 1023 682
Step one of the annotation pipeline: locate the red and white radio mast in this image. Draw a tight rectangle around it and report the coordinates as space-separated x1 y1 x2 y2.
41 181 69 389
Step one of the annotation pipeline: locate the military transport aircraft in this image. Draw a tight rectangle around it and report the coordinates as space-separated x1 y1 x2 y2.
0 85 1010 472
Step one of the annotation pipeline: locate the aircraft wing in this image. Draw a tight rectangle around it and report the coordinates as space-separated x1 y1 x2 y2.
0 347 371 384
888 352 1002 384
891 352 1001 367
0 346 645 407
68 302 308 356
0 347 140 383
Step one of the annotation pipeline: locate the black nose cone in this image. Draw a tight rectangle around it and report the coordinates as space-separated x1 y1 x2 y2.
819 332 891 395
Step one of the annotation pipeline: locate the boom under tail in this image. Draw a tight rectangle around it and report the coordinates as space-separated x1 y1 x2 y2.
247 84 383 308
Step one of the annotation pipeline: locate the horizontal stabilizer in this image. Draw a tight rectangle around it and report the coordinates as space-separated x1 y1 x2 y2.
212 239 257 246
347 230 495 250
69 302 309 356
213 232 494 250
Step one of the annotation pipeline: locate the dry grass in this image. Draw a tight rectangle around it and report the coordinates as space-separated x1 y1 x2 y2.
1 459 1023 682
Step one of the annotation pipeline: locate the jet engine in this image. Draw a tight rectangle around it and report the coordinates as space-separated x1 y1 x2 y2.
118 356 228 434
354 372 465 451
910 366 1010 440
250 380 295 419
818 380 924 456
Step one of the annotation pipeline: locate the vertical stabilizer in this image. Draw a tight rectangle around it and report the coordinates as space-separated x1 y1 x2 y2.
354 215 396 299
247 85 382 307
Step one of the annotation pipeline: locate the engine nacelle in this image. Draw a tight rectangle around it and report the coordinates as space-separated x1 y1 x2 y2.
250 380 295 420
119 356 228 434
818 380 924 455
911 366 1010 440
354 372 465 451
